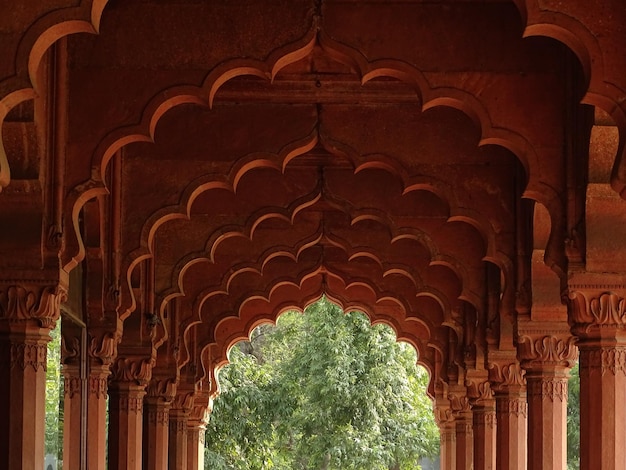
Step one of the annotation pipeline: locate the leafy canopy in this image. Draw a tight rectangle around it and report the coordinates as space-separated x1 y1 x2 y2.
205 298 439 470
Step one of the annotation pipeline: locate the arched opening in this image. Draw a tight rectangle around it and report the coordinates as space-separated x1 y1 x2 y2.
207 297 439 470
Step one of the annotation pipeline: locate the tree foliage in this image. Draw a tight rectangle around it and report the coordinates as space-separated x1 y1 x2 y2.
46 324 63 460
205 298 439 469
567 362 580 470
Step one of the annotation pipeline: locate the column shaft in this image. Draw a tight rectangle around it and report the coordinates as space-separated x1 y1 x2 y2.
456 414 474 470
187 423 206 470
143 399 170 470
579 343 626 470
473 404 496 470
108 383 146 470
439 422 457 470
88 365 110 470
62 364 83 470
495 389 527 470
525 371 569 470
169 410 189 470
0 326 51 470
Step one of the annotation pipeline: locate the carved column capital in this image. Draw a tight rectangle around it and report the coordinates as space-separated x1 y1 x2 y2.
0 284 66 329
88 331 121 366
110 356 153 386
466 377 494 405
488 360 526 391
517 332 578 369
567 288 626 337
146 376 177 403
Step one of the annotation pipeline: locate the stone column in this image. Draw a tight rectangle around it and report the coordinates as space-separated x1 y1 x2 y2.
568 288 626 470
108 357 151 470
467 379 497 470
187 397 210 470
61 326 83 470
87 332 118 470
518 326 577 470
435 401 457 470
449 387 473 470
187 419 207 470
0 284 65 470
490 360 527 470
143 378 176 470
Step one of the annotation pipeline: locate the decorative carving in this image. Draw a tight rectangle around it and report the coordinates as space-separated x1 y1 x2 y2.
580 347 626 376
474 410 497 429
466 379 494 404
518 335 578 368
528 377 568 402
567 291 626 330
64 376 82 399
89 375 108 399
111 356 153 385
0 284 66 328
489 361 526 388
61 334 80 365
89 332 120 366
11 341 47 371
434 404 454 427
115 396 144 414
496 397 528 418
146 406 169 427
146 378 177 402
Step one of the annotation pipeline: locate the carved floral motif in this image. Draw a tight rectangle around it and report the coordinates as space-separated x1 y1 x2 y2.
517 335 578 368
89 332 120 366
0 284 66 328
567 291 626 329
489 361 526 388
111 356 153 385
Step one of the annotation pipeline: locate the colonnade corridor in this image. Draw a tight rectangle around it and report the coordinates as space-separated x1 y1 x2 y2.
1 0 625 469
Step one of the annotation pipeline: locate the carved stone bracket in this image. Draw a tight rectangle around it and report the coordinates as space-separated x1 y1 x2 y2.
567 290 626 335
146 377 177 403
517 334 578 369
466 377 494 405
0 284 66 329
488 360 526 391
89 331 121 366
110 356 154 385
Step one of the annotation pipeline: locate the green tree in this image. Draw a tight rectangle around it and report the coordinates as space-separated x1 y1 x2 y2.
567 362 580 470
205 298 439 469
45 324 63 461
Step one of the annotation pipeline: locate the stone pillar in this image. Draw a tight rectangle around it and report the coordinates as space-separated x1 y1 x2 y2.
85 331 119 470
490 360 527 470
62 363 82 470
108 357 151 470
568 288 626 470
187 420 207 470
518 326 577 470
187 398 210 470
88 364 111 470
435 401 456 470
467 379 496 470
449 387 473 470
143 378 176 470
61 322 83 470
169 409 189 469
0 284 65 470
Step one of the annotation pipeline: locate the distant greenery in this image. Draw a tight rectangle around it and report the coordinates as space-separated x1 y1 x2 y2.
46 324 63 464
567 362 580 470
205 298 439 470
